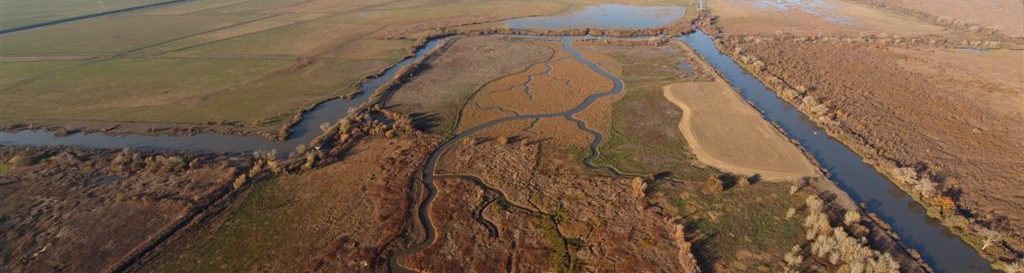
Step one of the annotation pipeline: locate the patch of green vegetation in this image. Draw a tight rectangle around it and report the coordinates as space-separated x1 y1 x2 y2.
0 0 168 30
670 182 806 270
1 15 263 55
1 57 295 124
538 210 579 273
152 177 288 273
591 47 715 180
0 162 10 174
0 60 88 90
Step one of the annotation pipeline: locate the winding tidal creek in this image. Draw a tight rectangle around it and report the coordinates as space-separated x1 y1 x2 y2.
0 6 995 272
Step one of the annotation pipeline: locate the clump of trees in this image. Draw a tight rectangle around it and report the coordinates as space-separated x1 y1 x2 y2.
631 177 648 198
788 195 901 273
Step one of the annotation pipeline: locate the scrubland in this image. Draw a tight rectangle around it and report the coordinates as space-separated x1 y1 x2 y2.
718 29 1024 266
0 146 250 273
132 135 439 273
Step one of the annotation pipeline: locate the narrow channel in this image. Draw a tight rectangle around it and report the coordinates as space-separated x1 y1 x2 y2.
680 29 995 273
387 36 625 273
0 39 445 156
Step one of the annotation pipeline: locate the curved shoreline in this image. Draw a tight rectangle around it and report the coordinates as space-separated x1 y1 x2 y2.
661 81 817 180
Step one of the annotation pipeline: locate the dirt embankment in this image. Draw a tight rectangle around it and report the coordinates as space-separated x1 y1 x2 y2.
662 81 818 180
716 34 1024 265
0 146 252 273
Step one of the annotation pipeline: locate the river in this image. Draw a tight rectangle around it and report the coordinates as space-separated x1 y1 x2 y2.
681 30 994 273
0 9 996 272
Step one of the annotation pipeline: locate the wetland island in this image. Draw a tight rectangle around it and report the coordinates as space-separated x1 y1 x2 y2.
1 0 1021 273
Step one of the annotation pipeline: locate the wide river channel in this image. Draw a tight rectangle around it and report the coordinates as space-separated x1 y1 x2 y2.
0 7 994 272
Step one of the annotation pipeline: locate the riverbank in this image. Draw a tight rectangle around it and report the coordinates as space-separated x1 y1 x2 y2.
712 29 1023 269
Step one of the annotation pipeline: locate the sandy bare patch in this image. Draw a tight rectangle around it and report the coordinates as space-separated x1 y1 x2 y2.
663 81 816 180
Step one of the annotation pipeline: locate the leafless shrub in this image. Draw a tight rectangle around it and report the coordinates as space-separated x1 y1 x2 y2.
703 175 724 193
631 177 647 198
789 184 801 195
1005 258 1023 273
47 151 80 165
786 207 797 219
977 226 1003 250
783 244 803 273
803 196 900 273
302 152 316 171
233 174 248 190
844 210 861 226
144 155 184 173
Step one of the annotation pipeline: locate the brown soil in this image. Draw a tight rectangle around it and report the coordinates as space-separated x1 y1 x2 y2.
722 36 1024 259
0 146 249 273
663 81 818 180
386 36 551 136
131 134 440 273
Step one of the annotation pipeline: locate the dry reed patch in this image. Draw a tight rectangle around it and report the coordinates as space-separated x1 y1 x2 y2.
731 38 1024 251
136 136 439 273
0 147 246 273
663 81 817 180
403 176 555 273
425 141 700 273
387 36 552 135
476 42 611 113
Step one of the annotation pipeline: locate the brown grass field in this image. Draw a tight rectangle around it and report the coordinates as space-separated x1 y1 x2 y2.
387 36 553 136
132 135 439 273
724 36 1024 261
0 147 248 273
663 81 817 180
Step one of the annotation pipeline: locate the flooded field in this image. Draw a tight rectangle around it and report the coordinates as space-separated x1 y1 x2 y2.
505 4 685 29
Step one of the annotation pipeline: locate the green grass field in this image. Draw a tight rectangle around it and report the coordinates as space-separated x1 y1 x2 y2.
0 0 695 132
588 45 714 180
667 181 807 271
0 0 168 30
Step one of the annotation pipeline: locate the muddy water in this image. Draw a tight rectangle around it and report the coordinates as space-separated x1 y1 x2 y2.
681 30 995 273
387 36 624 272
506 4 685 29
0 39 445 156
